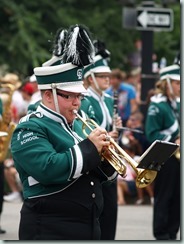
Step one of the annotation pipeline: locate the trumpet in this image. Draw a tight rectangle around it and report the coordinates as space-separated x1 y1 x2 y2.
73 110 157 188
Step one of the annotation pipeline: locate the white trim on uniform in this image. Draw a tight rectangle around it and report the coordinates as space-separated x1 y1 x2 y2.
72 144 83 178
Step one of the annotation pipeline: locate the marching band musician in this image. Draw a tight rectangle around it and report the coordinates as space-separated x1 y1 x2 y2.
83 45 122 240
10 24 118 240
145 64 180 240
41 27 97 122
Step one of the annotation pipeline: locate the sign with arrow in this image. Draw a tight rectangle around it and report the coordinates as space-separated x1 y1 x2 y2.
136 7 173 31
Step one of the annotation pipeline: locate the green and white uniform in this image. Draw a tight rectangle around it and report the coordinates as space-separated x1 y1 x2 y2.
145 94 180 143
86 87 113 131
78 96 96 121
11 103 117 199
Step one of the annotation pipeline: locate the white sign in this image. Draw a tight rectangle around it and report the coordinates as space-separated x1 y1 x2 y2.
136 7 173 31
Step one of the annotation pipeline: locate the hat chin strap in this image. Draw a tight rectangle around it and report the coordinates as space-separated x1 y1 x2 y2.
51 84 60 114
166 77 178 109
166 77 174 98
91 72 103 93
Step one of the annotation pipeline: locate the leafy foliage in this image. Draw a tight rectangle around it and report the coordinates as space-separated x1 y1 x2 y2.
0 0 180 79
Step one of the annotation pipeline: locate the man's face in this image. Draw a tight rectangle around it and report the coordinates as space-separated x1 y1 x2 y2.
92 72 110 91
57 90 84 123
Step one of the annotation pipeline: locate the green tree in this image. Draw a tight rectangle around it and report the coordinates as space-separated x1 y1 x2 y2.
0 0 180 79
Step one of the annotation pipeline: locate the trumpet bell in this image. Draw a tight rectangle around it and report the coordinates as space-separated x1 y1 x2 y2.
136 169 157 188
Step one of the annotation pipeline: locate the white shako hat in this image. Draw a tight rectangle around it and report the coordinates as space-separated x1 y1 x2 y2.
159 64 180 81
83 54 111 79
34 24 94 93
34 62 86 93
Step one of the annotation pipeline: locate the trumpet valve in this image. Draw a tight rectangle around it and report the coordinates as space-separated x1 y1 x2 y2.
105 135 111 141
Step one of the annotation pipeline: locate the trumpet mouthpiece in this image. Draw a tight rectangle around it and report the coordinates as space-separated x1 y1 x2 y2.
73 109 78 115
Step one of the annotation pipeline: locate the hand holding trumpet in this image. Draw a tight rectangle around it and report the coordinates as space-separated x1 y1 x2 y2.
88 127 110 153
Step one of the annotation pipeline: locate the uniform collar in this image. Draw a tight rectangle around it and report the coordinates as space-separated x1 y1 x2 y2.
88 87 105 101
37 103 73 126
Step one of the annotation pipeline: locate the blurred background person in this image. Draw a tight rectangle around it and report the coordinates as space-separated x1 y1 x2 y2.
118 130 154 205
126 110 150 153
125 67 142 107
106 68 138 126
28 74 41 104
3 158 22 203
125 111 154 205
117 143 137 206
11 81 34 123
127 39 142 69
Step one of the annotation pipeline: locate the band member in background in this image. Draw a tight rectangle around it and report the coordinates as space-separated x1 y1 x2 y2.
10 24 118 240
83 50 122 240
145 64 180 240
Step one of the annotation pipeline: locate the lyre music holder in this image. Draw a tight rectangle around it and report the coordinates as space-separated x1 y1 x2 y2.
137 140 179 171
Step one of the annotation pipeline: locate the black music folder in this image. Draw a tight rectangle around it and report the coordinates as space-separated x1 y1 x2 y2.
137 140 179 171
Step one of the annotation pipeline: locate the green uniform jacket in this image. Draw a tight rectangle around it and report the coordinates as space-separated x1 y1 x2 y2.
11 103 117 199
145 94 180 143
79 96 96 120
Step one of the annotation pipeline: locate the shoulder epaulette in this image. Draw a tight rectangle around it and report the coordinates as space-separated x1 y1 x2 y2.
150 94 167 103
104 92 112 99
19 112 43 124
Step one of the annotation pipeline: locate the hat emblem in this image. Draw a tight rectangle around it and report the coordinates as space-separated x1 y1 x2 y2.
77 69 82 79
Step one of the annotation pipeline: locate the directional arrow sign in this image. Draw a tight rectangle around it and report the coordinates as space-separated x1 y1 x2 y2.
136 7 173 31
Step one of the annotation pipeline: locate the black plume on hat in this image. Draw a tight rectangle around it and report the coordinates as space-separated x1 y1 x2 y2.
93 39 111 59
62 24 95 67
52 28 68 57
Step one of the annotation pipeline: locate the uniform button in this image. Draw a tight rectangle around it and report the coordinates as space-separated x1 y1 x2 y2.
86 171 89 175
92 193 95 198
90 181 94 186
